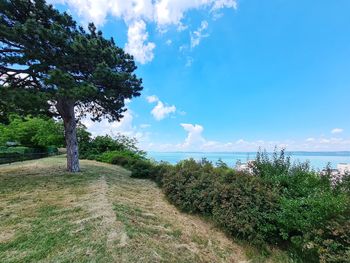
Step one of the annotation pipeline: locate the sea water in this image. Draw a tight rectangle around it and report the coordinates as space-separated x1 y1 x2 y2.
147 151 350 170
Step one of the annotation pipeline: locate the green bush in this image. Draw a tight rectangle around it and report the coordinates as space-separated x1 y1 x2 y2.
212 171 279 245
46 146 59 155
79 134 145 159
252 150 350 260
92 150 156 179
297 211 350 263
162 159 216 214
128 159 157 178
0 116 64 148
157 150 350 261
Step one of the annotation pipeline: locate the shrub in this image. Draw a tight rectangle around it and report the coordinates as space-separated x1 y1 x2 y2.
151 161 173 186
93 150 156 179
295 209 350 263
162 159 217 214
128 159 157 178
159 150 350 260
0 116 64 148
251 149 350 260
79 134 145 159
212 171 279 245
276 192 348 241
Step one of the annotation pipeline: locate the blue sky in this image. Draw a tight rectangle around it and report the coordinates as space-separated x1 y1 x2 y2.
50 0 350 151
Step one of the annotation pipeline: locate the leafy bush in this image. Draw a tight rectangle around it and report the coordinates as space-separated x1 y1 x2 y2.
162 159 216 214
212 171 279 245
297 211 350 263
79 133 145 159
0 116 64 148
158 150 350 261
252 150 350 260
92 150 156 178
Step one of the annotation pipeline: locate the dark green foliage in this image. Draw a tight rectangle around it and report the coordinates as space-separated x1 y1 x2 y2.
337 173 350 194
251 150 350 260
154 150 350 261
79 132 153 178
97 150 156 179
253 150 348 242
0 115 64 148
297 211 350 263
162 159 216 214
161 159 277 244
212 172 279 245
0 146 41 154
79 133 145 159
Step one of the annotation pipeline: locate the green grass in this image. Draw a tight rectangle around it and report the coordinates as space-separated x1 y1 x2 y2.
0 156 289 262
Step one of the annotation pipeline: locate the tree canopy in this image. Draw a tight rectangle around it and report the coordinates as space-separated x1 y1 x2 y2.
0 115 65 148
0 0 143 171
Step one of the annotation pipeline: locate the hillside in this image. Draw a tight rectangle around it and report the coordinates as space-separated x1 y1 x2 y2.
0 156 253 263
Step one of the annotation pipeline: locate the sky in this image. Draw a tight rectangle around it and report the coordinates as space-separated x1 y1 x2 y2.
49 0 350 152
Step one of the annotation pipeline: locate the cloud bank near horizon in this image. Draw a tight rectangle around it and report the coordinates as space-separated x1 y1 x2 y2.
81 113 350 152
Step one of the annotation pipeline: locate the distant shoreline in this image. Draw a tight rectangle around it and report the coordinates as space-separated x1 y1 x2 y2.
147 151 350 156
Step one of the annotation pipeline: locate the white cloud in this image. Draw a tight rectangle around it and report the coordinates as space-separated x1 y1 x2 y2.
81 110 137 137
180 123 205 149
146 95 176 120
331 128 344 134
190 20 209 48
48 0 237 63
165 39 172 45
125 20 156 64
177 23 188 32
146 123 350 152
146 95 159 103
154 0 236 28
211 0 237 11
151 101 176 120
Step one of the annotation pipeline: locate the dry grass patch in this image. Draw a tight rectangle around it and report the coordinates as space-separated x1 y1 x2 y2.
0 156 286 262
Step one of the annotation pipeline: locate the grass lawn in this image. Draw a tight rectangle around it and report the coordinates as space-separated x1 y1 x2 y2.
0 156 289 263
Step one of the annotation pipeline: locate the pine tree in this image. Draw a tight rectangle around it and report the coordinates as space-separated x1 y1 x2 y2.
0 0 143 172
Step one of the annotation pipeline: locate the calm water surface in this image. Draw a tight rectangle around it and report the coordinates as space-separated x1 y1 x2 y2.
147 152 350 170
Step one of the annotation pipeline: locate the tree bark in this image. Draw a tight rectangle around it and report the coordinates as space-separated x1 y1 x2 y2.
56 99 80 172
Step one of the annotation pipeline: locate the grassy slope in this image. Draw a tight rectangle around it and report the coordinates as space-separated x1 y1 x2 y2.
0 156 250 263
0 156 289 263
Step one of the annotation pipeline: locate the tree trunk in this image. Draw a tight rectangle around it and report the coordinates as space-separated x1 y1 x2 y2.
56 99 80 172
